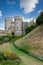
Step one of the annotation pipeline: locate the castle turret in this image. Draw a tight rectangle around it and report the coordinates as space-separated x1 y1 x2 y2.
14 16 23 36
5 17 14 34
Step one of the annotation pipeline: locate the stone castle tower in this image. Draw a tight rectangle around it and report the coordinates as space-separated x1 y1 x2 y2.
5 16 23 36
5 18 14 34
14 16 23 36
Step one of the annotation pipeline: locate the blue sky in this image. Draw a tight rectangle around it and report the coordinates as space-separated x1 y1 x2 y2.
0 0 43 30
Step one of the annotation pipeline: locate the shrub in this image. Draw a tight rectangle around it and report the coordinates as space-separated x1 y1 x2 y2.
0 36 9 45
36 12 43 25
4 50 20 61
0 53 4 61
0 53 20 65
25 25 36 34
0 35 23 44
0 51 21 63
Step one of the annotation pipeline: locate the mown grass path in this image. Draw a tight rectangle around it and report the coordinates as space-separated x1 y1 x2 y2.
0 43 43 65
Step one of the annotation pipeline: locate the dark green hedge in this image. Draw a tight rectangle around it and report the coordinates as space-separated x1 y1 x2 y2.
25 25 36 34
36 12 43 25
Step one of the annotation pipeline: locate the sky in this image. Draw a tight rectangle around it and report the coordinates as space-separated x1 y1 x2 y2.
0 0 43 30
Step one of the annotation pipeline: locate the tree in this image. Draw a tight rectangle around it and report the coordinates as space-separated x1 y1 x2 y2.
25 25 36 34
36 12 43 25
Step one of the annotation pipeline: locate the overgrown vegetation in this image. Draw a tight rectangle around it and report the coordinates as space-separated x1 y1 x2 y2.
9 35 23 42
0 35 23 45
0 36 9 45
0 51 21 65
25 25 36 34
36 12 43 25
18 44 31 52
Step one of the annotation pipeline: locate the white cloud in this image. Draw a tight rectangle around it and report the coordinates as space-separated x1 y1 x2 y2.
0 11 2 17
20 0 39 14
37 10 43 13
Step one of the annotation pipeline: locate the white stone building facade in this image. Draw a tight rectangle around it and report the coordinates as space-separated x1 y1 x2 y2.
5 16 35 36
14 16 23 36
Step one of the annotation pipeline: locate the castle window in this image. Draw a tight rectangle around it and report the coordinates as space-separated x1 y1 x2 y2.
17 27 18 29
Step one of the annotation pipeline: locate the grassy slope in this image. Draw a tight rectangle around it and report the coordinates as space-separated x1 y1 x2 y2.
0 43 43 65
0 61 18 65
15 24 43 57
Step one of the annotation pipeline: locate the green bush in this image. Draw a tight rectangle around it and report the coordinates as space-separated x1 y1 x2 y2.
0 36 9 45
25 25 36 34
0 53 5 61
0 52 21 63
9 35 23 42
3 37 9 42
18 43 31 53
0 35 23 44
36 12 43 25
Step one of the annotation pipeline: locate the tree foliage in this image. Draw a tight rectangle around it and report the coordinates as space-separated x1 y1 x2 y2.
36 12 43 25
25 25 36 34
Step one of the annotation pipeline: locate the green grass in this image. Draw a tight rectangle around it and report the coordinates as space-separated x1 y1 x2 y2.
0 60 19 65
0 42 43 65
